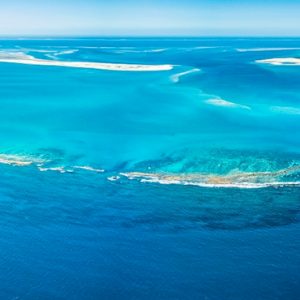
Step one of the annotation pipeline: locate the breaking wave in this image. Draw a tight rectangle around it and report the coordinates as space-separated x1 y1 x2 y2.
205 98 251 110
170 68 201 83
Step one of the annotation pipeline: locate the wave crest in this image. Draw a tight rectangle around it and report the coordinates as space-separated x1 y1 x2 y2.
205 98 251 110
170 68 201 83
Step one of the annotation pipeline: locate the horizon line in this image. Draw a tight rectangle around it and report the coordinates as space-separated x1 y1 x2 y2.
0 35 300 39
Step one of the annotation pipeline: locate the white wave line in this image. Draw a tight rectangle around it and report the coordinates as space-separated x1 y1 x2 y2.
171 68 200 83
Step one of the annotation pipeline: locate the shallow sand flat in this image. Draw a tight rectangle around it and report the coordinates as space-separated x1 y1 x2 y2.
121 165 300 188
237 48 300 52
0 54 173 71
256 57 300 66
271 106 300 115
0 154 45 166
0 152 104 174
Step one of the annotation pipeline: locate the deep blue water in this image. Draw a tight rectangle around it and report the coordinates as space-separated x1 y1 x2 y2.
0 38 300 299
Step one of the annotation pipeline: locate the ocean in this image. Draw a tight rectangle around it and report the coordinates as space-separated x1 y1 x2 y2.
0 37 299 299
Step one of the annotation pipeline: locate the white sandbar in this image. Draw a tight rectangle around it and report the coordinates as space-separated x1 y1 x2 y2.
256 58 300 66
0 52 173 72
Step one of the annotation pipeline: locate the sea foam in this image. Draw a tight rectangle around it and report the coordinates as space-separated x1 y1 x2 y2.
171 68 201 83
38 166 74 174
73 165 104 173
205 98 251 110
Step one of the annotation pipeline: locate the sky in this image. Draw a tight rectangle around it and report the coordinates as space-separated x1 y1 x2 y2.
0 0 299 36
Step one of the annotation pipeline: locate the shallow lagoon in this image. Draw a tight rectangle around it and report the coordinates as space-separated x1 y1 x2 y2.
0 38 299 299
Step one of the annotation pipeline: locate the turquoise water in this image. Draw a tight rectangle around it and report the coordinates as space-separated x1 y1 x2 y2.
0 38 300 299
